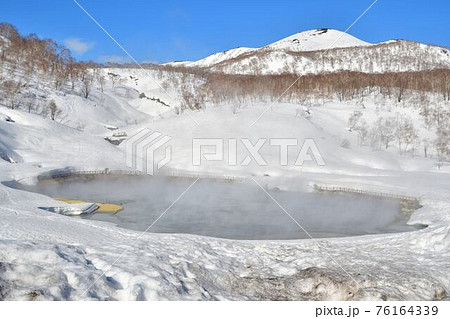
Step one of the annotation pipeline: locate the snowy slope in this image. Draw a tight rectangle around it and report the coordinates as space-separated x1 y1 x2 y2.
166 29 369 69
0 107 126 170
0 183 449 300
1 99 450 300
164 29 450 75
1 46 450 300
166 26 371 69
266 28 370 51
168 47 256 68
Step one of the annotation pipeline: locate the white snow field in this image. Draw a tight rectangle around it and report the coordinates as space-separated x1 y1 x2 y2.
266 28 370 51
1 70 450 301
1 26 450 300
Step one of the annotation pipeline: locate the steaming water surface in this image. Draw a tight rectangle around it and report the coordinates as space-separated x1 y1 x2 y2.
20 176 419 240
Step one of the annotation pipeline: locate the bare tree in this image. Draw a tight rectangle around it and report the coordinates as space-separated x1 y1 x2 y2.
395 115 418 154
48 99 60 120
347 110 363 130
80 68 93 99
66 58 80 91
108 72 121 88
181 89 203 110
23 93 36 113
2 80 21 109
370 116 396 150
434 122 450 169
394 75 407 103
354 118 369 145
423 138 430 158
97 74 106 92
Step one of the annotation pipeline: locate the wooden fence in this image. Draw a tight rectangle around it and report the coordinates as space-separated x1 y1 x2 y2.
314 184 421 210
38 168 243 182
163 169 243 181
38 169 143 180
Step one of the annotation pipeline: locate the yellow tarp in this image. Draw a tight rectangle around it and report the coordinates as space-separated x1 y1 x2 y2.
54 197 123 213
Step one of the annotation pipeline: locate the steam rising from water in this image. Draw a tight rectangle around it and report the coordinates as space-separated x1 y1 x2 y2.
28 176 417 240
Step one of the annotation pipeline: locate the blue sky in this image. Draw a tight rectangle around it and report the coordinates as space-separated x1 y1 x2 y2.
1 0 449 63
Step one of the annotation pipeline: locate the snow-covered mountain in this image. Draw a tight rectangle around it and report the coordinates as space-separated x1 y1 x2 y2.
166 28 450 75
265 28 370 51
169 47 257 69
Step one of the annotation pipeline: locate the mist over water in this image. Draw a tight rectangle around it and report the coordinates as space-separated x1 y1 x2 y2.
24 176 418 240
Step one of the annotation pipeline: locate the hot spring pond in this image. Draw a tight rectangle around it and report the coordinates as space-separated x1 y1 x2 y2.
9 175 421 240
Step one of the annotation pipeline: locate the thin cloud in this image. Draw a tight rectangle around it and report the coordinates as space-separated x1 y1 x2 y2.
140 59 159 64
64 37 95 55
98 55 133 64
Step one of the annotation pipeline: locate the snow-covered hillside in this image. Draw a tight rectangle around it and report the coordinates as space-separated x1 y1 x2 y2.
1 95 450 300
169 47 257 69
166 28 450 75
1 23 449 301
266 28 370 51
166 29 369 69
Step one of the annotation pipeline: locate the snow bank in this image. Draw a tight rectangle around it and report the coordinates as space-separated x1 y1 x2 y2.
38 203 98 216
0 67 449 300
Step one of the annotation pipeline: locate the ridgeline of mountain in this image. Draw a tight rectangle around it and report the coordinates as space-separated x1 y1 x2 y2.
165 28 450 75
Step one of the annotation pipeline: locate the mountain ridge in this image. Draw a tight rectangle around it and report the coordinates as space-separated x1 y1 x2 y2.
164 28 450 75
165 28 371 68
265 28 371 51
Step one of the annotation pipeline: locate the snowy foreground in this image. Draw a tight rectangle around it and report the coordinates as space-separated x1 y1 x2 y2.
1 72 450 300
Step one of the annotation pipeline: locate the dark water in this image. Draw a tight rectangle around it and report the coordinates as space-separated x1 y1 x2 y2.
8 176 421 240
